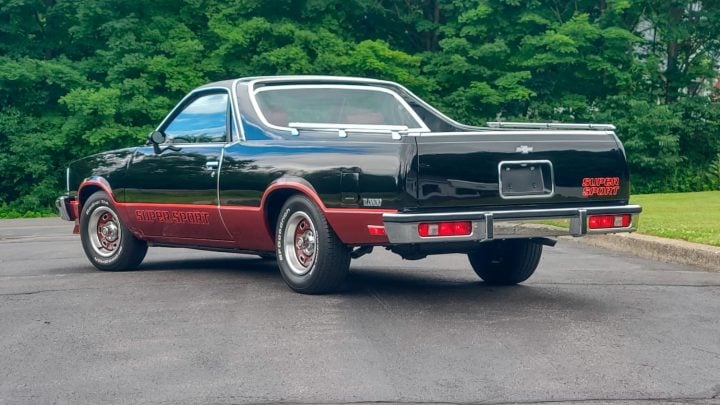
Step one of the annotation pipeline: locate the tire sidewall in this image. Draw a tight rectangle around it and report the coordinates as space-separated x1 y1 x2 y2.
275 197 324 290
80 193 125 269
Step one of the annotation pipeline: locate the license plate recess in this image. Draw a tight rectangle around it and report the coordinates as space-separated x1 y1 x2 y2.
499 160 554 199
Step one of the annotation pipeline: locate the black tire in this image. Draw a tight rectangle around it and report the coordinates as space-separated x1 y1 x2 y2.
467 239 542 285
80 191 148 271
275 195 350 294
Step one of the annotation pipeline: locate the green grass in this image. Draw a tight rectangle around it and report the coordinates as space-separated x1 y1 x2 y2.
631 191 720 247
0 209 56 219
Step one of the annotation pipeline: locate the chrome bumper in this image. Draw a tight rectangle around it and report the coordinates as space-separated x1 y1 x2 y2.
383 205 642 244
55 196 74 221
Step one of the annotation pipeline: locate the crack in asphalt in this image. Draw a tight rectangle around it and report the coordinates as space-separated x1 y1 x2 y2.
0 287 102 296
532 282 720 288
0 278 260 297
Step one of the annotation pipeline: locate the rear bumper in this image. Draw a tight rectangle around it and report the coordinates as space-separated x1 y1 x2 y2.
383 205 641 244
56 195 78 221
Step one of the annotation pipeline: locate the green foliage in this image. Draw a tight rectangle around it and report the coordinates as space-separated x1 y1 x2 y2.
0 0 718 214
707 154 720 191
631 191 720 246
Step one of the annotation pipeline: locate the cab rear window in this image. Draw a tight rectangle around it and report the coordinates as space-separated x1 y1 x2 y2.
254 85 424 130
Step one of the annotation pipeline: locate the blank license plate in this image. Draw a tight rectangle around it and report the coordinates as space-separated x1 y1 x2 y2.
499 162 552 197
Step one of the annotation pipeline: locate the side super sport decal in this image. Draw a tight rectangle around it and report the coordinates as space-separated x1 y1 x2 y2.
582 177 621 197
135 210 210 225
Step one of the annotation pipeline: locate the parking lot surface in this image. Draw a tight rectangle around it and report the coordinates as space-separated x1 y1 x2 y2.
1 219 719 404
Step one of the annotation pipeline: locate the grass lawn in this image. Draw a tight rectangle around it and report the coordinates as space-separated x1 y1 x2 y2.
631 191 720 247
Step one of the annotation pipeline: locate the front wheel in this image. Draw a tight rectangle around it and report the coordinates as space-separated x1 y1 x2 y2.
276 195 350 294
80 191 148 271
468 239 543 285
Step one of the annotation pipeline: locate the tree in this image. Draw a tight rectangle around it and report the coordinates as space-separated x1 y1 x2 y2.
0 0 718 213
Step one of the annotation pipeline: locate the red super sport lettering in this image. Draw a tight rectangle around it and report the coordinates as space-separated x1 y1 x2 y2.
134 210 210 225
582 177 621 197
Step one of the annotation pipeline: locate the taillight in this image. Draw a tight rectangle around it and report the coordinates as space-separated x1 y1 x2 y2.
588 214 631 229
418 221 472 237
367 225 386 236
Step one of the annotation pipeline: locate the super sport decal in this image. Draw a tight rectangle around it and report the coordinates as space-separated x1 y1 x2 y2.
135 210 210 225
582 177 620 197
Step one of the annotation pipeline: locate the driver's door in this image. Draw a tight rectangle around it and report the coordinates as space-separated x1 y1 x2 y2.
124 91 232 241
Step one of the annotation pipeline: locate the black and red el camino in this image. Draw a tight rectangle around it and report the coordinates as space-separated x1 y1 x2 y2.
56 76 641 293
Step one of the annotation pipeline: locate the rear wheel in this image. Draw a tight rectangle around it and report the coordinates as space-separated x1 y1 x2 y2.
80 191 147 271
468 239 542 285
275 195 350 294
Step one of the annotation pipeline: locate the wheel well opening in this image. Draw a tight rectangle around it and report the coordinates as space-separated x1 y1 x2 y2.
79 186 102 207
265 189 299 237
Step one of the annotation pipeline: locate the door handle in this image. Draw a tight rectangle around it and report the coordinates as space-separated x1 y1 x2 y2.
205 161 219 170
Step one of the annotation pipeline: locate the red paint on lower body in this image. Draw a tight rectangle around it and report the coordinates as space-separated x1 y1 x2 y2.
70 200 81 234
69 200 80 220
112 202 394 250
218 206 275 251
324 208 396 245
140 235 248 250
116 203 233 241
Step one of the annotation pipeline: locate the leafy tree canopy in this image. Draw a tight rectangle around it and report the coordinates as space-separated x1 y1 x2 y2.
0 0 718 212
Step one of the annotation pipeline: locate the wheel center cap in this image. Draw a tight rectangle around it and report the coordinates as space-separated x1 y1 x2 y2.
295 231 315 255
101 222 118 242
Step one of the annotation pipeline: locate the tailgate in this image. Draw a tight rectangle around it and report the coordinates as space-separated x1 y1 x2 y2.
413 131 630 209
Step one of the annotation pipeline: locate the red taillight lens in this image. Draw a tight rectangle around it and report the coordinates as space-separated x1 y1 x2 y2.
418 221 472 237
454 221 473 235
367 225 386 236
588 214 631 229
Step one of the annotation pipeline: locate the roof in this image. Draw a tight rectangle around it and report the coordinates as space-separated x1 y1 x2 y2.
198 75 397 90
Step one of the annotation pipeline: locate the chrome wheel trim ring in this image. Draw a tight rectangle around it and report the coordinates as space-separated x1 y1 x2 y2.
283 211 317 276
88 206 122 258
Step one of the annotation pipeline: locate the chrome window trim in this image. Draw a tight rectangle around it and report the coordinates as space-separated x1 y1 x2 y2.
151 143 227 148
375 79 474 128
230 79 245 142
385 80 493 131
154 87 239 145
247 83 431 134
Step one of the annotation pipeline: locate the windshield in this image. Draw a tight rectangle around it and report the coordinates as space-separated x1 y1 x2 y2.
254 85 425 129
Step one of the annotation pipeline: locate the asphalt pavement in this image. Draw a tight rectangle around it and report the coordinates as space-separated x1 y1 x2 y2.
1 218 719 404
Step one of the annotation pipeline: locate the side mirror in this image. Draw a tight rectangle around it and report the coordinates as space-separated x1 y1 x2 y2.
149 130 166 145
148 130 171 154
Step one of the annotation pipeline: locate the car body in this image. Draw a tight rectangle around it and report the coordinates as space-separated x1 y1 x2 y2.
57 76 641 293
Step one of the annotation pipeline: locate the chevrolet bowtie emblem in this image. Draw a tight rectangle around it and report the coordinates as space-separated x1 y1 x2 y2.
516 145 533 154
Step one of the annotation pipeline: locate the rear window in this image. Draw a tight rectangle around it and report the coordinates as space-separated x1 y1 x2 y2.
254 85 425 129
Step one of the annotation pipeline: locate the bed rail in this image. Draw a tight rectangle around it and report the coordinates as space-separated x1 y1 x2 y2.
487 122 616 131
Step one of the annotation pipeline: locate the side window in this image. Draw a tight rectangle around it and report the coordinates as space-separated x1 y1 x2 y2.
164 93 229 143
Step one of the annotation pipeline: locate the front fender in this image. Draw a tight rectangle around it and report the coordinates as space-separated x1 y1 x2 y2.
78 177 117 205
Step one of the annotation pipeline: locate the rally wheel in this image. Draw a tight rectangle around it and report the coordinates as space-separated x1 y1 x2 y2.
275 195 350 294
80 191 147 271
